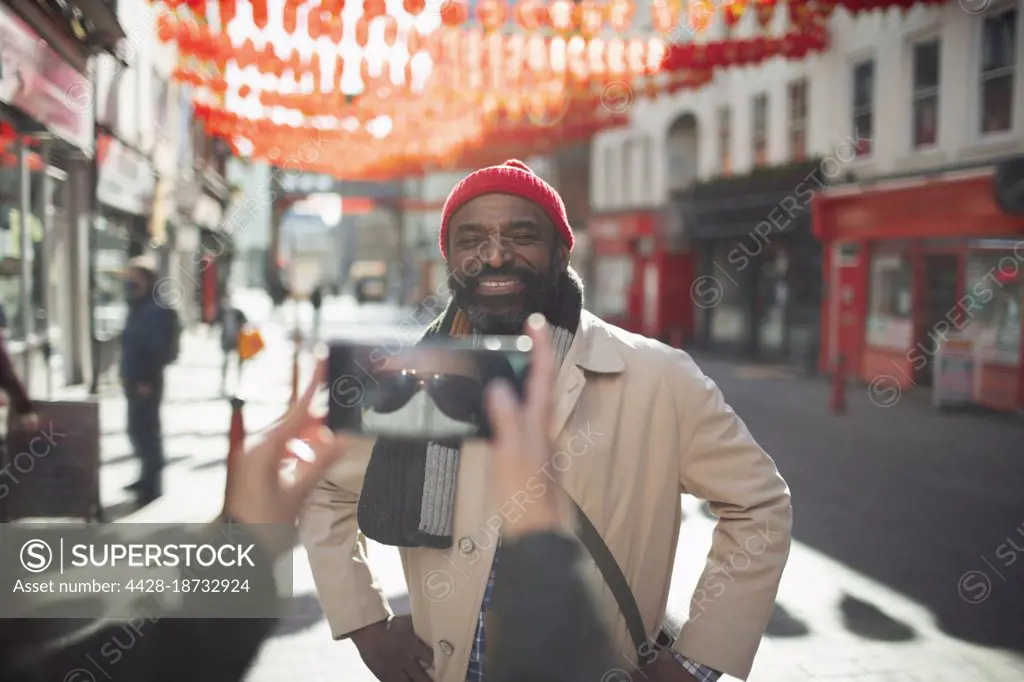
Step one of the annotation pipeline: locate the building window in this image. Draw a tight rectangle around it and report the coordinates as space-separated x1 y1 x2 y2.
912 39 940 148
866 252 913 351
640 137 651 203
787 79 808 161
592 254 633 318
980 8 1016 135
717 106 731 175
852 59 875 156
752 93 768 167
603 146 614 207
964 250 1022 361
623 140 635 206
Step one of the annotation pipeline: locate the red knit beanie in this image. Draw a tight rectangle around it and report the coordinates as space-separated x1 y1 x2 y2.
439 159 574 259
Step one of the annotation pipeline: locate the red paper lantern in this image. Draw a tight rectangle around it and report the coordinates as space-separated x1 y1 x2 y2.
283 0 299 32
513 0 544 30
577 1 603 37
755 0 776 28
328 16 344 42
587 38 606 76
403 0 426 14
355 16 370 46
218 0 237 25
476 0 509 31
650 0 678 33
156 14 176 42
250 0 268 29
364 0 386 19
383 16 399 46
440 0 469 26
607 0 634 32
548 0 574 32
688 0 714 33
724 0 745 28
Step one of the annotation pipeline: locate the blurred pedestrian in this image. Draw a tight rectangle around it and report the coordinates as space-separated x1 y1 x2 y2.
0 314 40 509
0 361 347 682
121 255 175 505
303 159 793 682
219 293 249 396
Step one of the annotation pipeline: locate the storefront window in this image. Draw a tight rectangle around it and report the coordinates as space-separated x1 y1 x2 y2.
964 251 1022 364
866 252 913 350
592 254 633 319
0 152 20 337
709 241 747 347
0 142 45 340
93 216 130 341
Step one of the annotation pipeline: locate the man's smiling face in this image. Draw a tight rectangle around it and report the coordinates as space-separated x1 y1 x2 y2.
446 194 566 334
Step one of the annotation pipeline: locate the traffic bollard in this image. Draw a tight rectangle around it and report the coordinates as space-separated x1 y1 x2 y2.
228 396 246 459
830 354 846 415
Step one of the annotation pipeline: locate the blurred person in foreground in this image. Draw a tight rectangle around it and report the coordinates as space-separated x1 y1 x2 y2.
302 159 793 682
484 315 617 682
121 256 175 504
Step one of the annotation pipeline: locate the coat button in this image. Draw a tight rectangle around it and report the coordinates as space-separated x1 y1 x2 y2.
439 640 454 655
458 537 475 554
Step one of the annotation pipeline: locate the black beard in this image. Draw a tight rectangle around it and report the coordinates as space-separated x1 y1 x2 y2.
448 260 563 335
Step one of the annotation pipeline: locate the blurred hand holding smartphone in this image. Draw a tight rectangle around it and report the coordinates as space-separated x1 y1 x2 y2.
326 336 533 440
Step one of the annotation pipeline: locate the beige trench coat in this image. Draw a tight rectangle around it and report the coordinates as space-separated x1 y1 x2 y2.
299 310 793 682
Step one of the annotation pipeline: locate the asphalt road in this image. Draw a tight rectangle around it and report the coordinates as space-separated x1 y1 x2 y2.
690 353 1024 657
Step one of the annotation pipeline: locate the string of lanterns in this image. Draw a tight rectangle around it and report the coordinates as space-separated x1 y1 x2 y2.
155 0 939 179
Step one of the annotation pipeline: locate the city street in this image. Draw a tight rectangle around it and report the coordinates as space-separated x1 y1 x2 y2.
98 294 1024 682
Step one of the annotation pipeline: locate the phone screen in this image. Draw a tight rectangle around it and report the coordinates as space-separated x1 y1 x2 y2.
326 336 532 440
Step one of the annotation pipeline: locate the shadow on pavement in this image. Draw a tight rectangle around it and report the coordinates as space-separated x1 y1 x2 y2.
273 593 325 637
839 594 916 642
100 500 140 523
764 603 811 638
692 355 1024 654
191 458 226 472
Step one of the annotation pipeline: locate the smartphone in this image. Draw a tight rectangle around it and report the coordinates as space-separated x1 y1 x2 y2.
326 336 533 440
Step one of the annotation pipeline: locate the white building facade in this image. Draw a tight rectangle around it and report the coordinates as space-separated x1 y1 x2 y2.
588 1 1023 374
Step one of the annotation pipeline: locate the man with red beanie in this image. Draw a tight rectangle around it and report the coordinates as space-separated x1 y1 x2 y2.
301 160 793 682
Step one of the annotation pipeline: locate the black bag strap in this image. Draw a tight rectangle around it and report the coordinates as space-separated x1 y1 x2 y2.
560 488 656 666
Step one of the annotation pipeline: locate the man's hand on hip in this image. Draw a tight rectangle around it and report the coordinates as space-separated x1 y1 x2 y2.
352 615 434 682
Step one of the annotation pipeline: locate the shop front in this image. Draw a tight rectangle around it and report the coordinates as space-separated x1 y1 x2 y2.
0 2 94 393
682 161 824 366
586 211 694 344
814 170 1024 412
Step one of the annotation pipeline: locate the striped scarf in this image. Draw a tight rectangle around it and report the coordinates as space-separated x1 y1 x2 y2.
357 267 583 548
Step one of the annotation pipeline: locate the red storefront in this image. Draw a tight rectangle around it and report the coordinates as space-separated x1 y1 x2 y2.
814 171 1024 411
585 211 695 345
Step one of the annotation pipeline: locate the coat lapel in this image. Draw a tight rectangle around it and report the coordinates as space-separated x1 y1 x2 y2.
551 311 625 439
